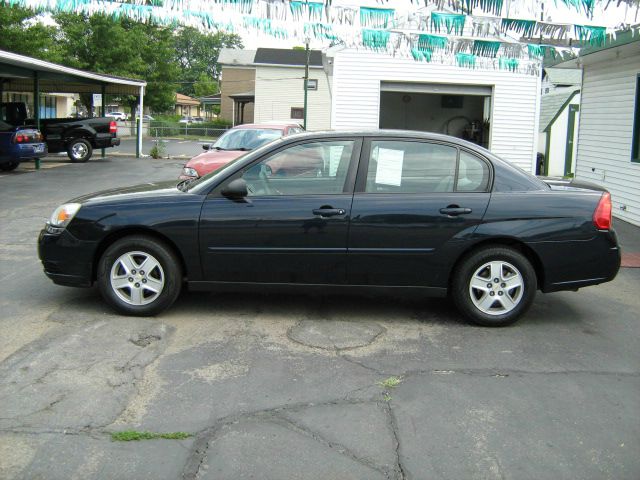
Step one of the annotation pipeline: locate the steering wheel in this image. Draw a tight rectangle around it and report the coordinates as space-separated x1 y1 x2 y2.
244 164 277 196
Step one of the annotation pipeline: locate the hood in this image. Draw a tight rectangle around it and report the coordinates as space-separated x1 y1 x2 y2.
70 180 185 205
185 149 247 176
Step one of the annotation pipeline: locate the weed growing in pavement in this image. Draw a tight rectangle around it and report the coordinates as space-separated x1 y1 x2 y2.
111 430 191 441
378 376 403 389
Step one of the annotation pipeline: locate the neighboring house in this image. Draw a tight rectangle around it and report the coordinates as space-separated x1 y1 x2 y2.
175 93 202 117
199 93 221 119
555 29 640 226
253 48 331 131
538 88 581 176
218 48 332 130
0 91 78 118
330 49 541 173
218 49 256 125
541 67 581 95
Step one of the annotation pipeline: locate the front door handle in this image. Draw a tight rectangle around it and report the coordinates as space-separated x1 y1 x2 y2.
313 207 346 217
439 207 472 216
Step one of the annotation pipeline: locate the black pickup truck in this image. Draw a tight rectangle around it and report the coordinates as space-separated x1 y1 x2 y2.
1 102 121 162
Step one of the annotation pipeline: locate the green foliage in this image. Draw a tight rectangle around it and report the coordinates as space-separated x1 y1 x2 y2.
173 27 243 96
149 140 166 159
111 430 191 441
193 73 219 98
377 376 403 389
0 6 62 62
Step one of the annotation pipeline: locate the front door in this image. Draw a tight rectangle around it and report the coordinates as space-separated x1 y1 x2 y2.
199 138 360 284
347 139 491 288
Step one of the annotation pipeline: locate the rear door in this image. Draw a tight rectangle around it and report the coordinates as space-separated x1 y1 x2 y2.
199 137 361 284
347 138 491 288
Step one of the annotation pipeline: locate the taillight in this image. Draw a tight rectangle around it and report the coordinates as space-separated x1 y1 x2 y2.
593 192 612 230
14 134 26 143
109 121 117 134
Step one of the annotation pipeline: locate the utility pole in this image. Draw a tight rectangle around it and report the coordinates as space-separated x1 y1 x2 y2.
303 37 310 130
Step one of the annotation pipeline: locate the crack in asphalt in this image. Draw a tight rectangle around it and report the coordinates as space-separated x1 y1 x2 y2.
380 399 407 480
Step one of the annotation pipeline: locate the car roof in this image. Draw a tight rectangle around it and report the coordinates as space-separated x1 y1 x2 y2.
233 123 300 130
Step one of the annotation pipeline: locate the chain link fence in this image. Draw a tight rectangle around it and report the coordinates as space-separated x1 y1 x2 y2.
147 121 230 139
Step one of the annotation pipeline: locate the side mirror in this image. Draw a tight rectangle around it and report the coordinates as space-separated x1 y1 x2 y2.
221 178 248 199
202 144 210 151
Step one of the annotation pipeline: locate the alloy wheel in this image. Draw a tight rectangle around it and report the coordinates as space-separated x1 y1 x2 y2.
468 260 524 316
109 251 165 306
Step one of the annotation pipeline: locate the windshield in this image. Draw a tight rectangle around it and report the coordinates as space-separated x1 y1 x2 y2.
214 128 283 151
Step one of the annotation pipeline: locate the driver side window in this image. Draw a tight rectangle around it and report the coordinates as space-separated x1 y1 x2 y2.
242 141 354 196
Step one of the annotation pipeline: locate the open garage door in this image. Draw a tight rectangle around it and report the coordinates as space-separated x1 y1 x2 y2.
379 82 492 148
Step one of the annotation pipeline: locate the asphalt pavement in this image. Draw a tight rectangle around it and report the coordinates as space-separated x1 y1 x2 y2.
0 155 638 480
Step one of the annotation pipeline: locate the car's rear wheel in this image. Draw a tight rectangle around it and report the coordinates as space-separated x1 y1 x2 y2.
0 161 19 171
451 246 537 327
67 138 93 163
97 235 182 316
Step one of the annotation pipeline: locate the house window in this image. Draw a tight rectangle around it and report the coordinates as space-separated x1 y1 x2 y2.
632 75 640 162
305 79 318 91
291 107 304 120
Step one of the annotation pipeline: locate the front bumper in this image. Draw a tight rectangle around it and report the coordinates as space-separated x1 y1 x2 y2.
38 228 96 287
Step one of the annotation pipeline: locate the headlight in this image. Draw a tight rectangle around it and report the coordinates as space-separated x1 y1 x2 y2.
49 203 81 228
182 167 199 178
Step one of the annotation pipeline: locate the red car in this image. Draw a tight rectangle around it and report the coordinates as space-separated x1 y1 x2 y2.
180 123 303 180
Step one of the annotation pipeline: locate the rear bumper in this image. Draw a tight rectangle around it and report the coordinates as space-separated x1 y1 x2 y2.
1 143 48 162
38 228 96 287
528 230 621 293
95 134 120 149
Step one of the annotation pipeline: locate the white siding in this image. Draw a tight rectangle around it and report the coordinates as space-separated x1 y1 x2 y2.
575 53 640 226
331 50 541 172
254 65 332 131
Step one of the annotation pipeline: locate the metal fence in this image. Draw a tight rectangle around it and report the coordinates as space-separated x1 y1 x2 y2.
147 122 230 139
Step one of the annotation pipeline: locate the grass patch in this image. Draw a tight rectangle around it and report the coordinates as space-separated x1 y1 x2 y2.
111 430 192 442
378 376 403 389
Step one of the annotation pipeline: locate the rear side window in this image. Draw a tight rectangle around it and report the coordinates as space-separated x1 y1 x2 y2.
365 141 457 193
457 151 490 192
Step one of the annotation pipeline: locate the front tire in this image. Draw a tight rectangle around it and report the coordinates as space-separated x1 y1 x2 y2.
451 246 537 327
97 235 182 316
67 138 93 163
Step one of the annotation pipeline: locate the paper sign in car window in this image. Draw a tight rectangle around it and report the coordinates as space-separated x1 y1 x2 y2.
375 148 404 186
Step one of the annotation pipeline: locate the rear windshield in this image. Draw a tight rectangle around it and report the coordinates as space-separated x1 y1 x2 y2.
214 128 283 151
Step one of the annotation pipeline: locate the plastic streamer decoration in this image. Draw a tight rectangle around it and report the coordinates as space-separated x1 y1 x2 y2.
417 34 449 50
362 29 390 50
472 40 501 57
289 0 324 21
411 48 434 62
431 12 466 35
359 7 394 28
501 18 536 37
574 24 607 45
455 52 477 68
498 57 519 71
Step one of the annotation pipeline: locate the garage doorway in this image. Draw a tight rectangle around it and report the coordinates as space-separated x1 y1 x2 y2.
379 82 492 148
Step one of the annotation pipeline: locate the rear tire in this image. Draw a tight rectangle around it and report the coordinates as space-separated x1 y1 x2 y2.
67 138 93 163
97 235 182 316
451 246 537 327
0 161 19 171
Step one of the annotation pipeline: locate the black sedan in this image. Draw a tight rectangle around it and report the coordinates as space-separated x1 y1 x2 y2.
38 131 620 326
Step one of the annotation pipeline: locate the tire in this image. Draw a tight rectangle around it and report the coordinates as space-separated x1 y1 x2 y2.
97 235 182 316
451 246 537 327
0 161 19 171
67 138 93 163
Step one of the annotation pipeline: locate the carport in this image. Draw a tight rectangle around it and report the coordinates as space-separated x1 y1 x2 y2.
0 49 146 164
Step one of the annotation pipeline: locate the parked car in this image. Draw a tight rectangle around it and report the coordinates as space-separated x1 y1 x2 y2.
2 102 120 163
178 116 194 124
192 117 205 124
180 123 304 179
135 115 155 122
105 112 128 121
38 131 620 325
0 120 48 171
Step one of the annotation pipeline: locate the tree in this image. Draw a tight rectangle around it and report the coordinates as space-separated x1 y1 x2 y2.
174 27 242 96
193 73 219 97
54 13 178 113
0 6 62 62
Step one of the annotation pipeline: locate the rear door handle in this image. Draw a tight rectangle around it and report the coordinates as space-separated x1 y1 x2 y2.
439 207 472 216
313 207 346 217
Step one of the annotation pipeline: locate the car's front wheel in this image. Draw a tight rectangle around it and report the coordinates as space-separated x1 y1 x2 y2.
451 246 537 327
97 235 182 316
